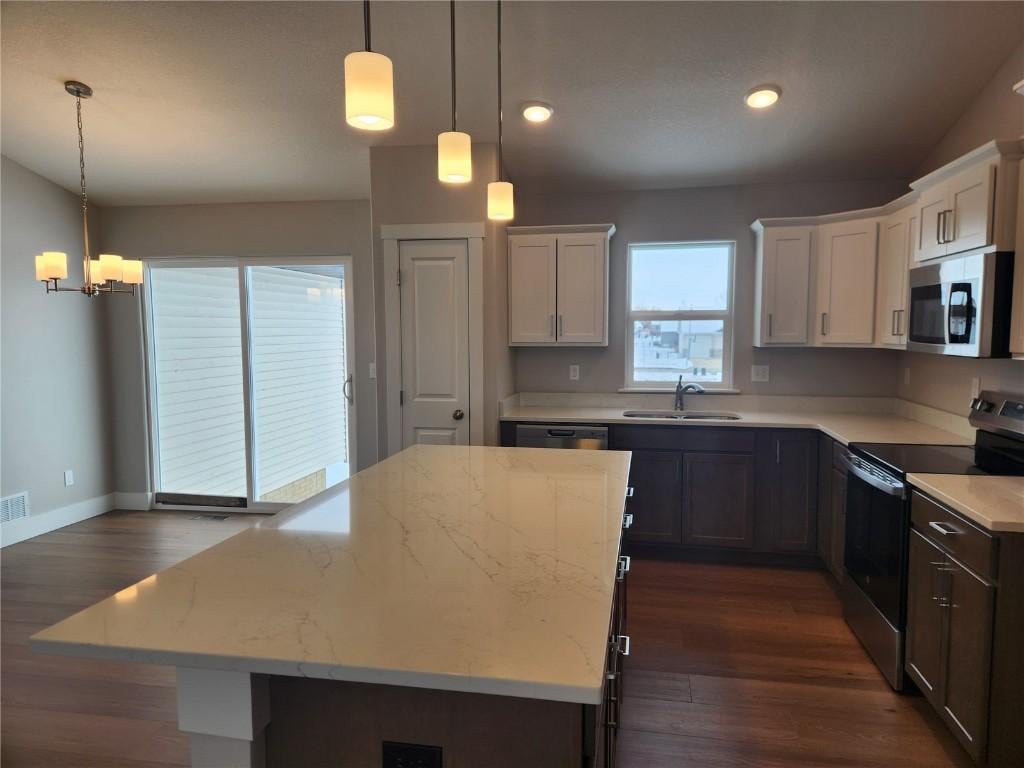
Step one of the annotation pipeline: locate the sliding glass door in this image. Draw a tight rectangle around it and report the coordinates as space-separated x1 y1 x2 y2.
145 258 355 510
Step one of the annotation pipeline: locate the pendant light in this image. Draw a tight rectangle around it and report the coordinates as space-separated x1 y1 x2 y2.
438 0 472 183
345 0 395 131
487 0 514 220
36 81 143 297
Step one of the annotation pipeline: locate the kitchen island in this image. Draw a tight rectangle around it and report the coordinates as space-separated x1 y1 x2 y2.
31 445 633 767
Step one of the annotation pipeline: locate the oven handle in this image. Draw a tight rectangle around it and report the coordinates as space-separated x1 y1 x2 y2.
839 452 906 499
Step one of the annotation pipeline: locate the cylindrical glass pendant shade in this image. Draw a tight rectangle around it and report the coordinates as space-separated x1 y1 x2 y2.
38 251 68 279
437 131 472 183
122 260 144 285
99 254 123 282
90 260 107 284
487 181 514 221
344 51 395 131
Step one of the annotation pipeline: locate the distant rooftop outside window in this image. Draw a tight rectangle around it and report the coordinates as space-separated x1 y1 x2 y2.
626 242 735 389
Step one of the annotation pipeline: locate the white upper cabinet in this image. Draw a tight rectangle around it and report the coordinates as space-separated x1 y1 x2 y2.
815 218 879 346
508 234 557 344
752 224 813 346
507 224 614 346
875 207 911 348
911 140 1022 263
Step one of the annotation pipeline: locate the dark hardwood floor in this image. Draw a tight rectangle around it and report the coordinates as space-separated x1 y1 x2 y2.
2 511 972 767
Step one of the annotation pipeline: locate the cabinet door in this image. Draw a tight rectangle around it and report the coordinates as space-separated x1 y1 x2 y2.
829 467 847 582
761 227 812 344
816 220 878 345
906 529 947 706
916 184 949 263
942 560 995 762
556 233 607 344
682 453 755 549
508 235 557 344
817 435 834 567
624 451 682 544
1013 170 1024 357
875 212 910 347
947 163 995 256
768 431 817 553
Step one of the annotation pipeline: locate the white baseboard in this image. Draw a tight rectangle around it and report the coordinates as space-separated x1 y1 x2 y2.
0 493 115 547
113 491 153 510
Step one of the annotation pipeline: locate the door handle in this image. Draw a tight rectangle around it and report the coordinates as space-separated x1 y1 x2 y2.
343 374 354 404
452 409 465 421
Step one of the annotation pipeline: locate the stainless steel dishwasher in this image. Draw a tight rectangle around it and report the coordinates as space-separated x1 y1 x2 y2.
515 424 608 450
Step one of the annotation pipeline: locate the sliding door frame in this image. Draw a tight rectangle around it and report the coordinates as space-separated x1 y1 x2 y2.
141 254 356 513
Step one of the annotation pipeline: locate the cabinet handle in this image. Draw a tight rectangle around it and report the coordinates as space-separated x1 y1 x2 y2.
891 310 898 337
943 209 954 243
936 210 943 246
776 441 781 464
617 555 631 582
558 315 564 337
549 314 555 338
615 634 631 657
768 313 773 338
928 521 961 537
625 486 634 498
895 309 904 336
622 513 633 530
821 312 828 336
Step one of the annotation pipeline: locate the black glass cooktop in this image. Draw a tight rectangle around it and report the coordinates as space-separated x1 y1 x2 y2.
850 437 1024 479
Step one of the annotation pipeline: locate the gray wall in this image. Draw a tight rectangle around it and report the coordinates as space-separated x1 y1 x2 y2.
514 178 909 396
898 39 1024 414
98 199 377 495
1 156 113 516
369 144 515 447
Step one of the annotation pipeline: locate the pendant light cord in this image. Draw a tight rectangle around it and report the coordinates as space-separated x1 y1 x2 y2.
364 0 372 51
450 0 457 132
76 94 92 266
497 0 503 181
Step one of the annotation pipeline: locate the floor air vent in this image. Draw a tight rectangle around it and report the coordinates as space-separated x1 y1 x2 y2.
191 514 229 521
1 492 29 523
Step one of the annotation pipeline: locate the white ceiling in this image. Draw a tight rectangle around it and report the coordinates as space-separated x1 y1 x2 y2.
2 1 1021 205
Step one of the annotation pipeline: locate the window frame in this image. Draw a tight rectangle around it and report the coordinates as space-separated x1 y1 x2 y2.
623 240 737 391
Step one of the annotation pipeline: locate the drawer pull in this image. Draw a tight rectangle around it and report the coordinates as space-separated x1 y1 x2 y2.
622 513 633 530
615 634 631 657
929 521 961 536
617 555 631 581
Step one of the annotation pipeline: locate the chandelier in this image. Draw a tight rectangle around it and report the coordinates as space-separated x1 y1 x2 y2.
35 81 143 296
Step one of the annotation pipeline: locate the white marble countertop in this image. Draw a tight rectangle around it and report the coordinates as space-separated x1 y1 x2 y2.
500 406 972 447
32 445 632 704
908 473 1024 533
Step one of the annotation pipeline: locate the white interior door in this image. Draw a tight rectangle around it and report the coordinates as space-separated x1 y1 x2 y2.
399 239 470 448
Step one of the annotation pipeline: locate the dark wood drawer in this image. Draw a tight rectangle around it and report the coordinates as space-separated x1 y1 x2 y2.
611 425 755 453
832 440 849 474
911 491 997 580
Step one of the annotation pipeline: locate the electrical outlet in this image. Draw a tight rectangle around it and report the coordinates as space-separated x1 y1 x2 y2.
64 470 74 487
382 742 442 768
368 362 377 380
569 364 580 381
750 365 770 383
970 377 981 399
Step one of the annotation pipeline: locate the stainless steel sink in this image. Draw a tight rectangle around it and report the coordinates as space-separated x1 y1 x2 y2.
622 410 741 421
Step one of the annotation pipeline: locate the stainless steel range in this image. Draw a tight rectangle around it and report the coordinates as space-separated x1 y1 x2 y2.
840 391 1024 690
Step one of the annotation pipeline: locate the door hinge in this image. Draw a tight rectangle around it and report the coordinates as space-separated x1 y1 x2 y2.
396 269 401 287
399 390 404 406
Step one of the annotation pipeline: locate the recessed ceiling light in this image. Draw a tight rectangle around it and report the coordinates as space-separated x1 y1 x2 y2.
745 85 781 109
522 102 554 123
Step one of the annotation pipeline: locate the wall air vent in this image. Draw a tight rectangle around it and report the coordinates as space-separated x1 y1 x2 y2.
1 492 30 523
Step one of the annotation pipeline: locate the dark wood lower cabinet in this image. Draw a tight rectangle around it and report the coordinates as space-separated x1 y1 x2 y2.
624 451 682 544
905 491 1023 767
817 433 834 568
765 430 818 553
829 467 847 582
682 452 755 549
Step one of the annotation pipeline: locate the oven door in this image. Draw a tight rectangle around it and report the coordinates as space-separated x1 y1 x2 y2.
842 456 909 630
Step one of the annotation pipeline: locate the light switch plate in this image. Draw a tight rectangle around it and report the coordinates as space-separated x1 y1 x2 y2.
569 365 580 381
64 470 74 487
751 365 770 383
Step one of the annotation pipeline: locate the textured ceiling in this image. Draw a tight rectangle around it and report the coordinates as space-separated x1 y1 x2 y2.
1 1 1021 205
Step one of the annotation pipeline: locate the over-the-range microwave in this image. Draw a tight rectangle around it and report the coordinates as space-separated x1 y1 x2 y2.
906 251 1014 357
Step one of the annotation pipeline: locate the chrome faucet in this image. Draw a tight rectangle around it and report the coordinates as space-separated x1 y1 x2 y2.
674 377 705 411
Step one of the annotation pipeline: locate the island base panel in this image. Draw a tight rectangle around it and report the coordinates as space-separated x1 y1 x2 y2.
176 668 270 768
264 676 588 767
